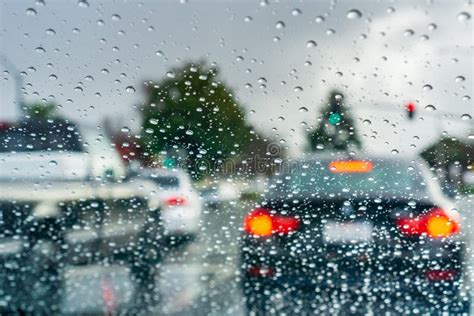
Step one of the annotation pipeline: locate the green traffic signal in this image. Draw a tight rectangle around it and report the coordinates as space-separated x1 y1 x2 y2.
328 112 342 125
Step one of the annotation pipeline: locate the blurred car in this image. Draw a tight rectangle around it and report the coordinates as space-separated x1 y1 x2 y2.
240 154 470 314
0 118 126 181
0 179 164 314
135 168 202 246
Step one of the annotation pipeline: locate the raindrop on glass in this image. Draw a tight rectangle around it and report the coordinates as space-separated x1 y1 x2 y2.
424 104 436 111
306 40 317 48
26 8 37 16
457 12 471 22
126 86 136 93
292 8 302 16
297 106 309 113
404 29 414 37
78 0 89 8
275 21 286 29
461 114 472 120
346 9 362 19
422 84 433 91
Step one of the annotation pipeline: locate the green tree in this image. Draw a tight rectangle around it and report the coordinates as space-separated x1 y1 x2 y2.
141 61 256 179
24 102 59 119
307 90 361 151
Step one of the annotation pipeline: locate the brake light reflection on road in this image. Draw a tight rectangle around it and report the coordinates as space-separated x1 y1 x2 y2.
244 208 300 237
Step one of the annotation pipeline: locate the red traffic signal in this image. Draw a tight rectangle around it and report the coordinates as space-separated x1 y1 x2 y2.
405 102 416 120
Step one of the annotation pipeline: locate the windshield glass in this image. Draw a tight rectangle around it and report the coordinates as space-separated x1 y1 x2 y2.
0 0 472 315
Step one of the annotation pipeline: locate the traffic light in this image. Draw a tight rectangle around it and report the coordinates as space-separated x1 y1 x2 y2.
328 112 342 125
405 102 416 120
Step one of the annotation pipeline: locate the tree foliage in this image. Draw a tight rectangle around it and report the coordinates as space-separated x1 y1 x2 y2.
307 90 361 151
141 61 258 178
24 102 59 119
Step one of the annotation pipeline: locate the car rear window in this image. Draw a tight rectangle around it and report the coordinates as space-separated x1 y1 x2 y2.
270 159 427 197
151 176 180 189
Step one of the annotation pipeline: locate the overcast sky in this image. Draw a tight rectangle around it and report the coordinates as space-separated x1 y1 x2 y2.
1 0 472 156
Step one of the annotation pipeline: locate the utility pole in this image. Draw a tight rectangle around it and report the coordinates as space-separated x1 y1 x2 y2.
0 54 24 114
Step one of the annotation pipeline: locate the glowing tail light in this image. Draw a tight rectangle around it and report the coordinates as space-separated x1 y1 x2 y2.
396 208 460 238
244 208 300 237
165 196 188 206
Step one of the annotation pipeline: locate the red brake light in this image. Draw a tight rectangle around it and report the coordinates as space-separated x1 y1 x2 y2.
328 160 373 173
396 208 460 238
244 208 300 237
165 196 187 206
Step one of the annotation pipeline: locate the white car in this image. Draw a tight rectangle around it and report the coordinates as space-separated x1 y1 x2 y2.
0 118 126 181
136 168 202 243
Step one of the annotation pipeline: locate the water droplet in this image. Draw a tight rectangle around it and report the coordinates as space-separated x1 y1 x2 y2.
85 75 94 81
49 74 57 80
126 86 136 93
427 23 437 31
306 40 317 48
78 0 89 8
335 71 343 77
185 130 194 135
455 76 465 83
420 34 429 41
298 106 308 112
346 9 362 19
97 19 105 26
325 29 335 35
121 126 130 133
45 28 56 35
461 114 472 120
292 8 302 16
111 14 121 21
149 118 158 125
145 128 154 134
362 119 371 125
404 29 414 37
155 50 164 57
462 95 471 101
74 86 83 92
315 16 325 23
244 16 253 23
424 104 436 111
35 0 45 6
101 68 109 74
275 21 286 29
166 71 176 78
386 7 395 14
35 47 46 53
457 12 471 22
48 160 58 166
391 149 399 155
26 8 37 16
422 84 433 91
294 86 303 92
235 56 244 62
